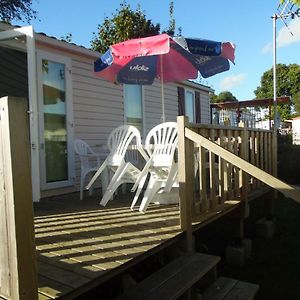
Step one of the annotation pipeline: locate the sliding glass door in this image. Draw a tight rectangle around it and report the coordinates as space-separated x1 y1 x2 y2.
37 51 74 189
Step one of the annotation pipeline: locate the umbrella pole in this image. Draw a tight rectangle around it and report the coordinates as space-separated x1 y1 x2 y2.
160 57 165 122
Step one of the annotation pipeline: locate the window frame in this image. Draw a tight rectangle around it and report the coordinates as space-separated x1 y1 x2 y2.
185 89 196 123
123 84 145 139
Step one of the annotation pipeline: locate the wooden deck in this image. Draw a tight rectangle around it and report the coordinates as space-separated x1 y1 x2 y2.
34 191 241 299
34 192 182 299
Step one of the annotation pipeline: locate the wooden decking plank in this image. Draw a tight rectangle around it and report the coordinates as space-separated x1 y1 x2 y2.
38 293 52 300
36 236 86 251
64 250 125 265
202 277 238 300
38 275 73 299
37 234 129 253
35 207 178 232
50 232 144 254
129 234 174 244
37 233 164 267
37 222 177 244
224 280 259 300
38 233 166 274
35 229 79 240
95 227 162 241
37 252 102 279
202 277 259 300
36 214 179 237
113 244 156 256
38 261 90 289
92 260 124 271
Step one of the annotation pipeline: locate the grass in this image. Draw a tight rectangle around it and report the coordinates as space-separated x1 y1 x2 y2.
220 195 300 300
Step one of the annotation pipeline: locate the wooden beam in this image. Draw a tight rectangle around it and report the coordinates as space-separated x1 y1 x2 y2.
0 97 38 300
177 116 194 253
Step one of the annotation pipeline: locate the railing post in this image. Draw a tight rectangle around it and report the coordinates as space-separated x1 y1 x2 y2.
0 97 38 300
264 128 278 220
241 124 249 203
177 116 194 253
235 124 250 240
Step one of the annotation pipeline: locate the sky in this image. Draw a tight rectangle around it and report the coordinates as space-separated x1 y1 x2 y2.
14 0 300 101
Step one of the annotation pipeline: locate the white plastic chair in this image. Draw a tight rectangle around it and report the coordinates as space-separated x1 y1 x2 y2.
86 125 148 207
74 139 105 200
131 122 178 213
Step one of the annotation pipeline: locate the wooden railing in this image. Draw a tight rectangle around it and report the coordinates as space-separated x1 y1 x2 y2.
195 123 277 207
177 116 300 251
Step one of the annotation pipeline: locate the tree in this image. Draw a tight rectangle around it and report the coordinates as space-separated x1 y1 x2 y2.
210 91 238 103
91 2 160 53
166 1 175 36
254 63 300 120
60 33 73 43
280 0 300 6
163 1 182 36
0 0 36 23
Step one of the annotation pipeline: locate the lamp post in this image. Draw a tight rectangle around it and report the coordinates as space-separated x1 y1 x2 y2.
272 13 278 129
271 1 300 129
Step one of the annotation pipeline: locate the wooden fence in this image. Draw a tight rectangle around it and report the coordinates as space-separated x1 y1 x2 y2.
0 97 37 300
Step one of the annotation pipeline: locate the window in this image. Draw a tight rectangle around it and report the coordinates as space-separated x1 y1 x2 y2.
124 84 143 135
185 90 195 123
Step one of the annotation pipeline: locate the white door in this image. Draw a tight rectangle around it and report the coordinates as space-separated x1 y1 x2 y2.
37 51 74 190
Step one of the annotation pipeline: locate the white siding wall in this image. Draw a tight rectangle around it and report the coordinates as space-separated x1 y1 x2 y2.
199 90 210 124
71 58 124 195
177 83 211 125
143 81 178 135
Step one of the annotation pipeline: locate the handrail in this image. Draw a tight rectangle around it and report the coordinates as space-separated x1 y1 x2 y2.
185 128 300 203
190 123 273 133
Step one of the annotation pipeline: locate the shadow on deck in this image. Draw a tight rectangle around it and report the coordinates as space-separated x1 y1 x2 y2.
34 191 182 299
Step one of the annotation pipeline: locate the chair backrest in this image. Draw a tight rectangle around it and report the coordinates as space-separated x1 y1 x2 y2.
145 122 178 167
106 125 142 166
74 139 94 170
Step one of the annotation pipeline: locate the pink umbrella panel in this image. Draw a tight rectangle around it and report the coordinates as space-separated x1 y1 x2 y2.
94 34 235 121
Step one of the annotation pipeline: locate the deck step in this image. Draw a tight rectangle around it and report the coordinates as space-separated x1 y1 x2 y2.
202 276 259 300
116 252 220 300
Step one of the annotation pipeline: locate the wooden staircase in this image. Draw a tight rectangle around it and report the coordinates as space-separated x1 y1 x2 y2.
115 252 259 300
202 276 259 300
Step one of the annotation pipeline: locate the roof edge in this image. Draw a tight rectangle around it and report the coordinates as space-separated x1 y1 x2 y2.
180 80 214 92
0 22 99 59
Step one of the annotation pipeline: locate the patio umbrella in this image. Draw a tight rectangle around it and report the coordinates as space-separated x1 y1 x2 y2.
94 34 235 122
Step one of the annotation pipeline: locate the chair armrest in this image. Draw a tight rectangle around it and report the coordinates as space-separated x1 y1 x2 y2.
86 159 108 189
